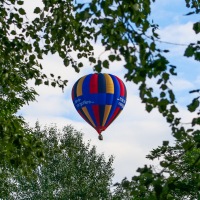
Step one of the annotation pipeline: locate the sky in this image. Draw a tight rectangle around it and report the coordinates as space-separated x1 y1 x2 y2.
19 0 199 184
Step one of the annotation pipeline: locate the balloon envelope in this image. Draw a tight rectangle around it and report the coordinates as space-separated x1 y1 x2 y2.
71 73 127 134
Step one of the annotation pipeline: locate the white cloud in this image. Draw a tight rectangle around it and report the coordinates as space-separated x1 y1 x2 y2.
171 78 194 91
156 22 199 58
158 22 198 45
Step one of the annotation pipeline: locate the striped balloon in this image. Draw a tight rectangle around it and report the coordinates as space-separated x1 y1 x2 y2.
71 73 127 137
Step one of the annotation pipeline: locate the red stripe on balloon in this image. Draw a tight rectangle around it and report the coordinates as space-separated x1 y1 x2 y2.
71 86 75 100
116 77 125 97
89 73 98 94
92 105 100 127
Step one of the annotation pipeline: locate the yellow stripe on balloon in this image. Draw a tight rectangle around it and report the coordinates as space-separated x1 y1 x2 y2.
82 106 96 127
104 74 114 94
77 75 86 97
102 105 112 126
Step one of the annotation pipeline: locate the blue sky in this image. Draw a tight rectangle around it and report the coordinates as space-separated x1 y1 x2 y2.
19 0 199 183
151 0 199 106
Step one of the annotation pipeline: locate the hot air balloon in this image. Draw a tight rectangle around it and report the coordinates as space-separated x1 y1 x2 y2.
71 73 127 140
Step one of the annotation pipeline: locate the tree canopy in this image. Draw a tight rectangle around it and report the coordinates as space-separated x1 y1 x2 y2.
0 0 199 198
0 124 114 199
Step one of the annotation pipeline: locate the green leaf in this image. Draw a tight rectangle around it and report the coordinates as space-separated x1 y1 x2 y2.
64 58 70 67
89 57 96 63
168 90 175 102
184 45 194 57
29 54 36 61
18 8 26 15
194 134 200 143
44 81 49 85
108 55 116 62
162 73 169 82
103 60 109 68
78 62 83 67
150 42 156 51
162 141 169 146
187 98 199 112
40 11 44 20
94 60 102 72
146 104 153 113
77 53 82 59
17 1 24 5
37 53 43 59
170 105 179 113
51 82 56 87
157 78 163 84
192 117 200 126
193 22 200 34
160 161 168 167
35 79 43 85
73 64 80 73
45 39 50 44
160 84 167 90
10 30 16 35
34 7 41 14
194 51 200 61
182 141 192 150
160 92 165 98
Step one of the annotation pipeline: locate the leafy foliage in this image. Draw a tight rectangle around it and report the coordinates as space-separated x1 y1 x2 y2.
0 124 114 199
184 42 200 61
0 0 200 198
113 135 200 200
